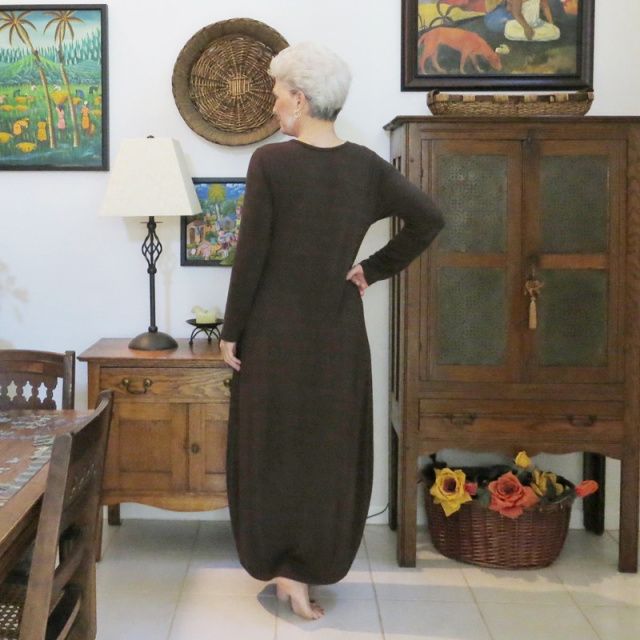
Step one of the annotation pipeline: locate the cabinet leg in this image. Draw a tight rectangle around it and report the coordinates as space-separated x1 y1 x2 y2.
95 506 104 562
396 433 417 567
107 504 121 526
619 451 639 572
389 423 398 531
583 453 605 534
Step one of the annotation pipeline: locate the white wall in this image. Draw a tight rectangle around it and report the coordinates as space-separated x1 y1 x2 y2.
1 0 639 527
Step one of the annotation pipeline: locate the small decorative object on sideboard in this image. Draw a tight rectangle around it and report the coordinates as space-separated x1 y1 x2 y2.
427 90 594 117
423 451 598 569
187 306 223 344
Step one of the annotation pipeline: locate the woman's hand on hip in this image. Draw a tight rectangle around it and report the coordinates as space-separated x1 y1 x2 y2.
346 263 369 297
220 339 241 372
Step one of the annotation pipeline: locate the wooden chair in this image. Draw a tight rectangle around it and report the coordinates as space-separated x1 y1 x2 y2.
0 351 75 410
0 390 113 640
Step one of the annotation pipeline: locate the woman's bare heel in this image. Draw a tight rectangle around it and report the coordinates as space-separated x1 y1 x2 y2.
276 583 289 603
275 577 324 620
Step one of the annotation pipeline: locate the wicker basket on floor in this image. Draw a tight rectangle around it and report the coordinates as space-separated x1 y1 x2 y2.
424 472 573 569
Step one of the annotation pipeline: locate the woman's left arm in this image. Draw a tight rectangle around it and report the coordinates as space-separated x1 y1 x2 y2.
220 150 273 345
358 156 444 287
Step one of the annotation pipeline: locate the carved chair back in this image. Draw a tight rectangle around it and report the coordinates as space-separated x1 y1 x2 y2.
18 390 112 640
0 350 75 410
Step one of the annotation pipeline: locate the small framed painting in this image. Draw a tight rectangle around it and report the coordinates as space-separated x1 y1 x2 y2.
402 0 594 91
180 178 246 267
0 4 108 170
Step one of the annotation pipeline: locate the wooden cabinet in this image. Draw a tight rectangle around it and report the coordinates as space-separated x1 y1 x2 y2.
384 116 640 572
79 339 231 524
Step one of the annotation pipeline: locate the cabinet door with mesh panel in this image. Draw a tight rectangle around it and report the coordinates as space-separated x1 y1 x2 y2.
424 139 523 382
523 139 625 384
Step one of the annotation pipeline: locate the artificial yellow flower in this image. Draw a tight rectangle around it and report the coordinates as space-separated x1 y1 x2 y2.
430 468 473 517
514 451 533 469
532 469 565 498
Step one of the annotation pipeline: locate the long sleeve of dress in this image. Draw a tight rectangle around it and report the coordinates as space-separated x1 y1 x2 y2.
359 157 444 286
220 151 273 343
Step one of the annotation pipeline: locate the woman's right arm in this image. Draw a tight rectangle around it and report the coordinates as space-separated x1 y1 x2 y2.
220 150 273 346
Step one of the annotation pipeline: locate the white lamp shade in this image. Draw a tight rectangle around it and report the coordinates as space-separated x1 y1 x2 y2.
101 137 202 217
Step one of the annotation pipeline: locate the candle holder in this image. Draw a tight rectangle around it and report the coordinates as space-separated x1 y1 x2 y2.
186 318 224 345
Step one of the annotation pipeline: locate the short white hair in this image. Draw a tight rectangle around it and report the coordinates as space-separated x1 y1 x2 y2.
269 42 351 122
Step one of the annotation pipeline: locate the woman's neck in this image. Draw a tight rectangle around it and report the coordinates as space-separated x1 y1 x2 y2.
295 118 343 148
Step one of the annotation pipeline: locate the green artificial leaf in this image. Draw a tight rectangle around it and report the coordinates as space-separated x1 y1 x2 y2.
517 469 533 486
476 488 491 508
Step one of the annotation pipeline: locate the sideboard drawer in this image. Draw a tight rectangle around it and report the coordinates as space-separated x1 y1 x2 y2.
101 367 232 402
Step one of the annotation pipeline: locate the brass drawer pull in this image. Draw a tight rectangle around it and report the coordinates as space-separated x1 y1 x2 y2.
223 378 232 388
191 443 201 454
121 377 152 395
568 415 596 427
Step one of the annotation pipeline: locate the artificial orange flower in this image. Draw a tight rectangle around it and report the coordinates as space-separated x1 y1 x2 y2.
575 480 599 498
488 472 539 519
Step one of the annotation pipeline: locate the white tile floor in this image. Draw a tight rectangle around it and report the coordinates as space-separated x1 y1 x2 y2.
96 520 640 640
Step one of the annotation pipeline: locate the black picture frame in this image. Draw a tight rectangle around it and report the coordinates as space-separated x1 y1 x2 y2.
180 177 246 267
0 4 108 170
401 0 594 91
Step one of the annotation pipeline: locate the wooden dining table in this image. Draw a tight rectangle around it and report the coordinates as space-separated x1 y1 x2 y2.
0 409 93 583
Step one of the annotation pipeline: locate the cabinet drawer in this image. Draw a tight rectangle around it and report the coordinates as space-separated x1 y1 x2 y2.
419 414 623 448
101 367 232 402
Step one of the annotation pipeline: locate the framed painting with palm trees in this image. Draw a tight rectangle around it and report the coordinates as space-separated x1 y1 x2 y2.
0 5 108 170
180 178 246 267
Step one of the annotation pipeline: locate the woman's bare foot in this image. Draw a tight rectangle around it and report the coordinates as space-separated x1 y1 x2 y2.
275 577 324 620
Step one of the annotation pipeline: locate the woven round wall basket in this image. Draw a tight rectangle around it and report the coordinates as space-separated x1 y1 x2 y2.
172 18 288 146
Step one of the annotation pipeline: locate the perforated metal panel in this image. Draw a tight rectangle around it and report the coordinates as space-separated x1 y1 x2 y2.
537 269 608 366
541 156 609 254
435 155 508 253
437 267 507 366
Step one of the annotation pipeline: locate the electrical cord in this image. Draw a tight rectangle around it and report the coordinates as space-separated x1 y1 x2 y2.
366 502 389 519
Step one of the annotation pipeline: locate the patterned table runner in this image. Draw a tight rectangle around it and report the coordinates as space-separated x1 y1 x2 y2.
0 411 90 507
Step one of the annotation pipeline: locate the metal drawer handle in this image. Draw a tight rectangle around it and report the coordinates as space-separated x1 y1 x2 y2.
191 443 201 454
568 415 596 427
121 378 152 395
448 414 476 427
223 378 232 388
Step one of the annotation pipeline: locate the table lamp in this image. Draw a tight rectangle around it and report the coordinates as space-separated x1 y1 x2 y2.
101 136 202 350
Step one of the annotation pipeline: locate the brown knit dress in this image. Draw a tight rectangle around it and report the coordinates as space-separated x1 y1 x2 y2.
221 139 443 584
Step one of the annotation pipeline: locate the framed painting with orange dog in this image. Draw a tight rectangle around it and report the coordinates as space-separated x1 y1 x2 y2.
402 0 593 90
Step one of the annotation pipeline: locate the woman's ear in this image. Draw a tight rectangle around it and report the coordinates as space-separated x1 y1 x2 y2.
295 90 309 113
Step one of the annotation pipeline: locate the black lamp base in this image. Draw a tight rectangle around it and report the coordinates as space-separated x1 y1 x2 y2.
128 330 178 351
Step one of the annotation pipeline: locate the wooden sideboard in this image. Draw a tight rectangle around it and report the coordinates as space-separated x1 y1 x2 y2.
384 116 640 572
79 339 231 526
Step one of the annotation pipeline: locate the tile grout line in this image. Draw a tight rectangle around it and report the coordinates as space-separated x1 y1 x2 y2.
164 520 203 640
564 528 633 639
458 562 497 640
560 566 609 640
273 590 280 640
363 529 388 640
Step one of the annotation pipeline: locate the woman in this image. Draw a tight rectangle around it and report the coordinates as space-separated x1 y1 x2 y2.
219 42 444 620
